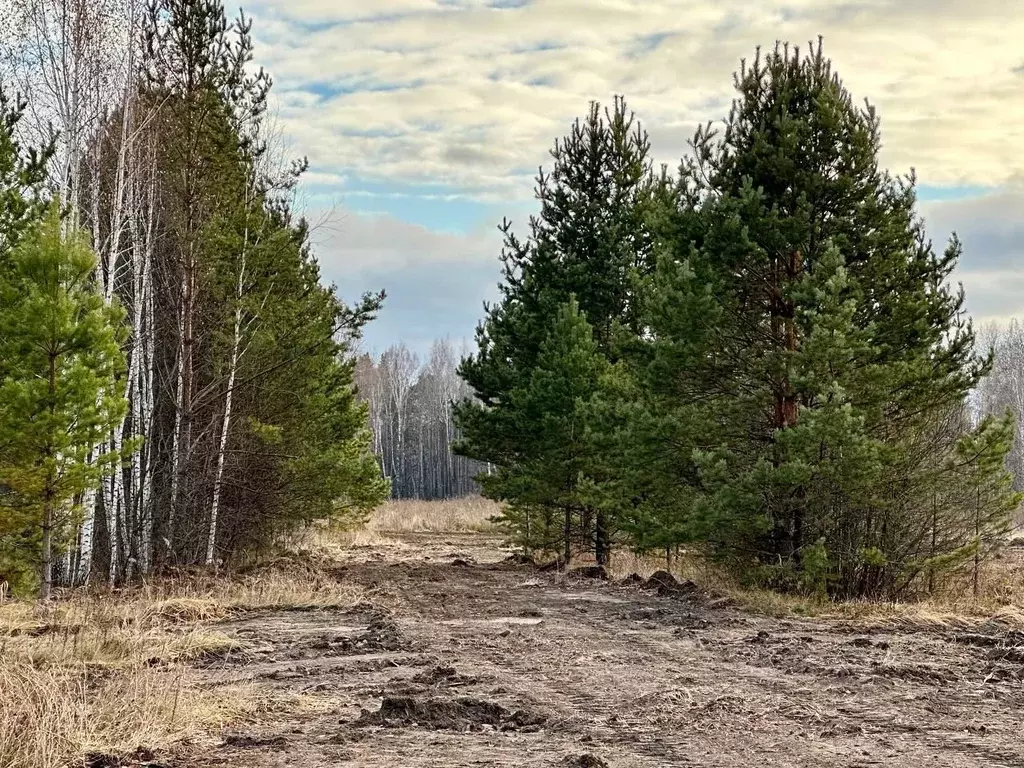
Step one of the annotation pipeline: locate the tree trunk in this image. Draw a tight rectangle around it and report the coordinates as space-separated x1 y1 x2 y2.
40 352 58 600
207 224 247 566
563 506 572 569
595 510 609 566
41 495 53 600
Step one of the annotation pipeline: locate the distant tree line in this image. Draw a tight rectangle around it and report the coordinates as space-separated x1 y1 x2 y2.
978 320 1024 494
455 41 1022 600
0 0 387 597
354 340 486 500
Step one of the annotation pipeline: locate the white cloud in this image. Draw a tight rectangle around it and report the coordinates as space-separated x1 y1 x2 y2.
245 0 1024 201
307 206 503 354
921 188 1024 325
307 187 1024 359
307 205 500 275
244 0 1024 340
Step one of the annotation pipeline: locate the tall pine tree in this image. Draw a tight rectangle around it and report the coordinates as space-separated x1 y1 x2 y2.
456 97 655 564
641 41 1018 597
477 298 610 565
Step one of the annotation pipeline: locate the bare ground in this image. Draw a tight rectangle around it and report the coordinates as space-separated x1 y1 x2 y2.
162 531 1024 768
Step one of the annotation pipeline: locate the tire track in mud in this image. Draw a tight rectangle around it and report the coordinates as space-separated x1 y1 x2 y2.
165 533 1024 768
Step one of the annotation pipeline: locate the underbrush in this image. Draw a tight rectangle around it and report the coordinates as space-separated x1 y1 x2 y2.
0 556 364 768
608 545 1024 628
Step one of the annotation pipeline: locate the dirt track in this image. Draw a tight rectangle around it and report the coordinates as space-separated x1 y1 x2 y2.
171 531 1024 767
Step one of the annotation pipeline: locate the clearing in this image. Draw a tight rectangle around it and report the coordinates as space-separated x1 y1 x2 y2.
159 525 1024 768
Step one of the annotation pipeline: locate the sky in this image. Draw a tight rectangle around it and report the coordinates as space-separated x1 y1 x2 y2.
242 0 1024 358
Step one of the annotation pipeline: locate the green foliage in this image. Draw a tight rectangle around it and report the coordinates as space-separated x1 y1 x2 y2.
0 207 130 596
456 98 654 563
0 85 52 263
635 40 1018 597
195 191 389 556
482 298 609 561
460 40 1018 599
128 0 388 566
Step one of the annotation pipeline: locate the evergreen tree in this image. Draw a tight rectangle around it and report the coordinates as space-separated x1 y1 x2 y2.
640 41 1019 596
0 81 54 593
456 97 655 564
0 84 51 262
0 207 129 597
65 0 390 571
208 204 389 558
479 298 609 565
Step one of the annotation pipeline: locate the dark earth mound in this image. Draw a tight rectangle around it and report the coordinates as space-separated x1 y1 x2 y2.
356 695 545 732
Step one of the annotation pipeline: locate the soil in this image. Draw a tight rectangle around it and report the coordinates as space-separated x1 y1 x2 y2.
161 531 1024 767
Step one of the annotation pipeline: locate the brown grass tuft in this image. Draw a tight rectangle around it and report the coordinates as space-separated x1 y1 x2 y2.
0 664 261 768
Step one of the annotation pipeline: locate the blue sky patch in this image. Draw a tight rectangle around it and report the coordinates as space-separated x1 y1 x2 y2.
916 185 994 202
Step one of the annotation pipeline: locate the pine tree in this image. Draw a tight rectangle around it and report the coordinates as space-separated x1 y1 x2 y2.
0 86 55 593
209 206 388 557
479 298 609 565
642 41 1018 596
0 207 129 597
70 0 389 571
456 97 655 564
0 84 51 262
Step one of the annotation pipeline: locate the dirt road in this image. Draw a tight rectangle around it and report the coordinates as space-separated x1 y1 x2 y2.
172 531 1024 767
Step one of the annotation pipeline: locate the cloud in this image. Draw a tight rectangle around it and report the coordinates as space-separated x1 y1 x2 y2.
307 206 504 354
920 188 1024 325
306 185 1024 361
307 205 500 271
246 0 1024 347
247 0 1024 204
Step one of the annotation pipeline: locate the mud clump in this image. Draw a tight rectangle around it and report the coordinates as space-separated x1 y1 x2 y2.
502 552 535 566
84 748 163 767
411 665 479 687
619 573 644 586
312 610 403 655
987 646 1024 664
357 695 545 732
563 755 610 768
645 570 698 596
220 734 288 749
952 630 1024 649
570 565 609 581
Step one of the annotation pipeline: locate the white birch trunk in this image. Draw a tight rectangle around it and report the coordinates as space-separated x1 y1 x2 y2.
167 269 186 558
207 229 248 566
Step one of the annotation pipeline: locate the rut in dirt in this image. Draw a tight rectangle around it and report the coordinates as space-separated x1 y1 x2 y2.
162 532 1024 768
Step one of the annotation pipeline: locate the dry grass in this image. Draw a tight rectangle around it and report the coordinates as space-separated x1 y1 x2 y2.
0 561 363 668
0 664 262 768
0 558 365 768
366 496 500 533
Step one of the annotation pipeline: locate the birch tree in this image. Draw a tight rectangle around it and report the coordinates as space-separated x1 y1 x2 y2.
979 319 1024 494
3 0 389 581
378 344 417 494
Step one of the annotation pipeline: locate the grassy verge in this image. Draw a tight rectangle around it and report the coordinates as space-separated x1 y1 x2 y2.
0 558 364 768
